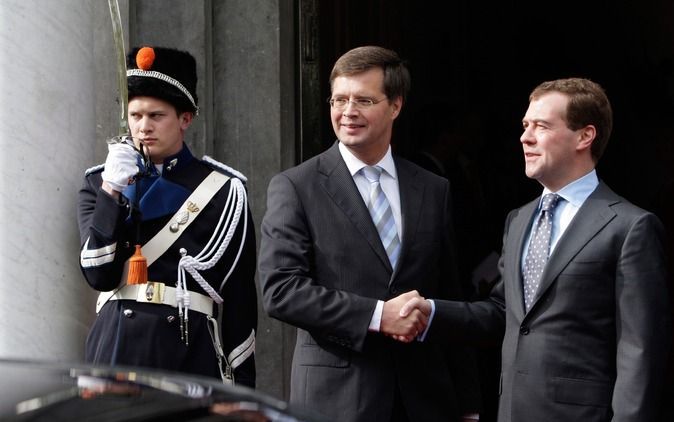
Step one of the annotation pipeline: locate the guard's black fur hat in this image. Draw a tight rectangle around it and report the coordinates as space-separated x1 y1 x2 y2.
127 46 198 114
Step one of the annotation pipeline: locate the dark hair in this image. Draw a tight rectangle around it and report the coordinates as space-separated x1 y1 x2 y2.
329 46 411 102
530 78 613 162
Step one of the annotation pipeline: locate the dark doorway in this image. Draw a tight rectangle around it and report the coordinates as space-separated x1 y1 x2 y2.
304 0 674 213
299 1 674 420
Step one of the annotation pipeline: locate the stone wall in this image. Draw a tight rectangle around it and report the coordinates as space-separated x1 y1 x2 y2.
0 0 296 401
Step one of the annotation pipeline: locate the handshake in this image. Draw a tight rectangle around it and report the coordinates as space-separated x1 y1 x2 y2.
380 290 432 343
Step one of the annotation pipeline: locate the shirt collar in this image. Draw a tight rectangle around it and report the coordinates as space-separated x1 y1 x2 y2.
338 142 397 179
541 169 599 208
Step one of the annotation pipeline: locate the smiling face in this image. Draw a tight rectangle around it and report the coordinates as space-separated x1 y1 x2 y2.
520 91 596 191
128 96 193 164
330 67 402 164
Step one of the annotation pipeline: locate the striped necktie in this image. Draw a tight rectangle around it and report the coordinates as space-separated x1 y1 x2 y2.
362 166 401 269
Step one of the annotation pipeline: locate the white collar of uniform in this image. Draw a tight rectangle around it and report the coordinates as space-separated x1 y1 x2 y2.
541 169 599 208
338 142 397 180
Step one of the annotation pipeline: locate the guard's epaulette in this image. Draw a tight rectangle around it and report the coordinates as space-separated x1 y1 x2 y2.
202 155 247 183
84 163 105 176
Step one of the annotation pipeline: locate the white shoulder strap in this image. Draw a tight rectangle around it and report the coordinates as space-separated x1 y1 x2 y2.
143 171 230 266
96 171 230 314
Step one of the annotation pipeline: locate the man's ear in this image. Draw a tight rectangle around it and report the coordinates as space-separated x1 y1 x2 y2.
179 112 194 130
576 124 596 152
391 96 403 120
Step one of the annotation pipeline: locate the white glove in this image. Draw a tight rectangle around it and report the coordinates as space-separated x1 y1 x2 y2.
101 141 140 192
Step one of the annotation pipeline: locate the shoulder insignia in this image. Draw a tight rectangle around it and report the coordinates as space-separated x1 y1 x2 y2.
202 155 247 183
84 163 105 176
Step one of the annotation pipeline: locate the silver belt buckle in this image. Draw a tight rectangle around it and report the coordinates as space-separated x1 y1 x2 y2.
137 282 165 304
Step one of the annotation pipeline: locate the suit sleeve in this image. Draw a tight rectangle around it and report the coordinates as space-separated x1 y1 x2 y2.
427 208 509 346
77 172 133 291
612 212 671 421
258 173 378 352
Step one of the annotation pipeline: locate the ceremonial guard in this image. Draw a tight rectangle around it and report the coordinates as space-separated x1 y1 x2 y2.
77 46 257 387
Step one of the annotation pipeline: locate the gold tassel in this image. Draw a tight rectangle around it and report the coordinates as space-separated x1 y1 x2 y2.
126 244 148 285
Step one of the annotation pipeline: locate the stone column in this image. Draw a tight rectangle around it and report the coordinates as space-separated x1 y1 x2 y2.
212 0 296 399
0 1 97 359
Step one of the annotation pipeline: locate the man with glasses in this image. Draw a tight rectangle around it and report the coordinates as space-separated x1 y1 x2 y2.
259 46 481 422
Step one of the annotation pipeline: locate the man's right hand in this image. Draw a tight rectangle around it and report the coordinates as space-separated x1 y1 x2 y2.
380 290 430 342
399 296 432 319
101 142 140 194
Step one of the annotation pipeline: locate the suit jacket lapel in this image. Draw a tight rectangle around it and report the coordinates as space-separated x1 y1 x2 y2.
509 199 539 318
392 158 424 281
528 182 618 312
318 143 393 272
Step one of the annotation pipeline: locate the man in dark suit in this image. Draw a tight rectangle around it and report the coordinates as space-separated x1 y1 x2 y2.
258 46 481 421
402 78 671 421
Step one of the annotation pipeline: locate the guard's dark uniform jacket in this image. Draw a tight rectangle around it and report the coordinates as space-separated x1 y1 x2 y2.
77 145 257 387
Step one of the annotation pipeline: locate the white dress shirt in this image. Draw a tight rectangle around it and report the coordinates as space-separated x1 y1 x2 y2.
338 143 403 332
338 142 403 238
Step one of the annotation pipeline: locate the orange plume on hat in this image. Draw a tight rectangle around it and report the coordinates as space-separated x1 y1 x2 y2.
127 46 199 114
136 47 156 70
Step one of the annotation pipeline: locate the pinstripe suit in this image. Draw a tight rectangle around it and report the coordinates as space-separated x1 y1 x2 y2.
259 142 480 421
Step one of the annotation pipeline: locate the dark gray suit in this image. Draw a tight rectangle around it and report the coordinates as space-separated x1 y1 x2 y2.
259 143 480 421
431 182 671 422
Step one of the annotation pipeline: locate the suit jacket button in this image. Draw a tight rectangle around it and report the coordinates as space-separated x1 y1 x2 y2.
519 326 529 335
